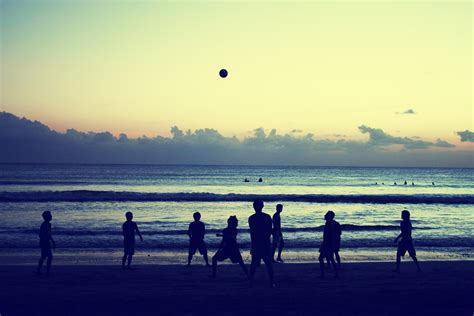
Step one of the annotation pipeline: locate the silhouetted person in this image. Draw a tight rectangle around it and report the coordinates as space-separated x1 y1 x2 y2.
404 181 407 185
211 216 248 278
36 211 55 275
318 211 339 278
327 216 342 269
412 182 415 186
244 178 250 182
187 212 210 266
248 199 275 287
258 178 263 183
122 211 143 270
394 210 421 273
272 204 285 262
432 182 435 186
394 182 397 186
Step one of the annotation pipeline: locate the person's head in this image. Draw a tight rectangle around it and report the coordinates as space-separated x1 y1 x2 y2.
42 211 52 222
401 210 410 220
193 212 201 221
227 215 238 229
276 204 283 213
125 211 133 221
253 199 264 213
324 210 335 221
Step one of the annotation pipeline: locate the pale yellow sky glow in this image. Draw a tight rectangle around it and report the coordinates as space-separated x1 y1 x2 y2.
1 1 472 147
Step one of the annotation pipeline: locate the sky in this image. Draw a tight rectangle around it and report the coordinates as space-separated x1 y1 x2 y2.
0 0 473 166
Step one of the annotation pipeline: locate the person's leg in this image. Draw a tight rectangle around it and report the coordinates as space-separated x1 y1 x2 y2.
238 257 248 276
262 255 275 287
37 255 45 274
410 247 421 272
412 256 421 272
395 254 401 272
211 255 218 277
127 254 133 268
46 254 53 275
328 255 338 278
249 255 259 284
277 238 284 261
203 251 210 267
271 243 277 262
122 255 127 268
326 258 331 270
319 254 325 277
187 246 194 266
334 251 341 268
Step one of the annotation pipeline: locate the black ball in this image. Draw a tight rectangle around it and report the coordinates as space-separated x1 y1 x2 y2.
219 69 228 78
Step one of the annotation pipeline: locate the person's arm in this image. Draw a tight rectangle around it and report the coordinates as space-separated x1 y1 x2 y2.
49 226 56 248
135 223 143 241
394 223 402 243
188 223 192 238
394 233 402 243
50 236 56 248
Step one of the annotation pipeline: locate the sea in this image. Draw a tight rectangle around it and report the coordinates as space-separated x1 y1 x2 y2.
0 164 473 264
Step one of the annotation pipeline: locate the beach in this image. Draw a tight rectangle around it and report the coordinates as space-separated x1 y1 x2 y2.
1 261 473 316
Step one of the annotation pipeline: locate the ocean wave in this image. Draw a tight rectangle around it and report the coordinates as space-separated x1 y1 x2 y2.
0 190 473 204
3 224 432 236
1 237 473 249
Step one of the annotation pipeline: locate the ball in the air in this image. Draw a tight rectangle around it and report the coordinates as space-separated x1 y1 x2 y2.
219 69 228 78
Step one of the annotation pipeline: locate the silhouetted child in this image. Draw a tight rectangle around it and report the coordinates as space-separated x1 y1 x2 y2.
36 211 55 275
122 211 143 270
272 204 285 262
248 199 275 287
211 216 248 278
318 211 338 278
394 210 421 273
187 212 210 266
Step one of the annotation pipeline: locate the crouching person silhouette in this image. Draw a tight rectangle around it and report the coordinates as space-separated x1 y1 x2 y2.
394 210 421 273
211 216 248 278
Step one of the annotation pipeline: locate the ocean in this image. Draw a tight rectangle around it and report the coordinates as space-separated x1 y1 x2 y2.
0 164 473 264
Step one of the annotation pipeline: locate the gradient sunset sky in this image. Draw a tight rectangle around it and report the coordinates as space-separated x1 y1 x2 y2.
1 1 472 148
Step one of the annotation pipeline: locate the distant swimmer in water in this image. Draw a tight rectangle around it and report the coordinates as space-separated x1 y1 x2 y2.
382 182 385 185
412 182 415 186
258 178 263 183
432 182 435 186
244 178 250 182
404 181 407 185
394 182 397 186
375 182 378 185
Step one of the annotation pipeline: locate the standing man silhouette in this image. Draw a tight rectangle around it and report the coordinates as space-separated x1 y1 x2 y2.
248 199 275 287
36 211 55 275
318 211 339 278
272 204 285 262
394 210 421 273
187 212 210 267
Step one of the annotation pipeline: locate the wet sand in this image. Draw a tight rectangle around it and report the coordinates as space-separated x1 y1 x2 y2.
0 261 472 315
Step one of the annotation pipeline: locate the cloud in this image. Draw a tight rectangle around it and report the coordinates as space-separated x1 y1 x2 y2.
457 130 474 142
396 109 416 115
0 111 469 167
358 125 454 149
